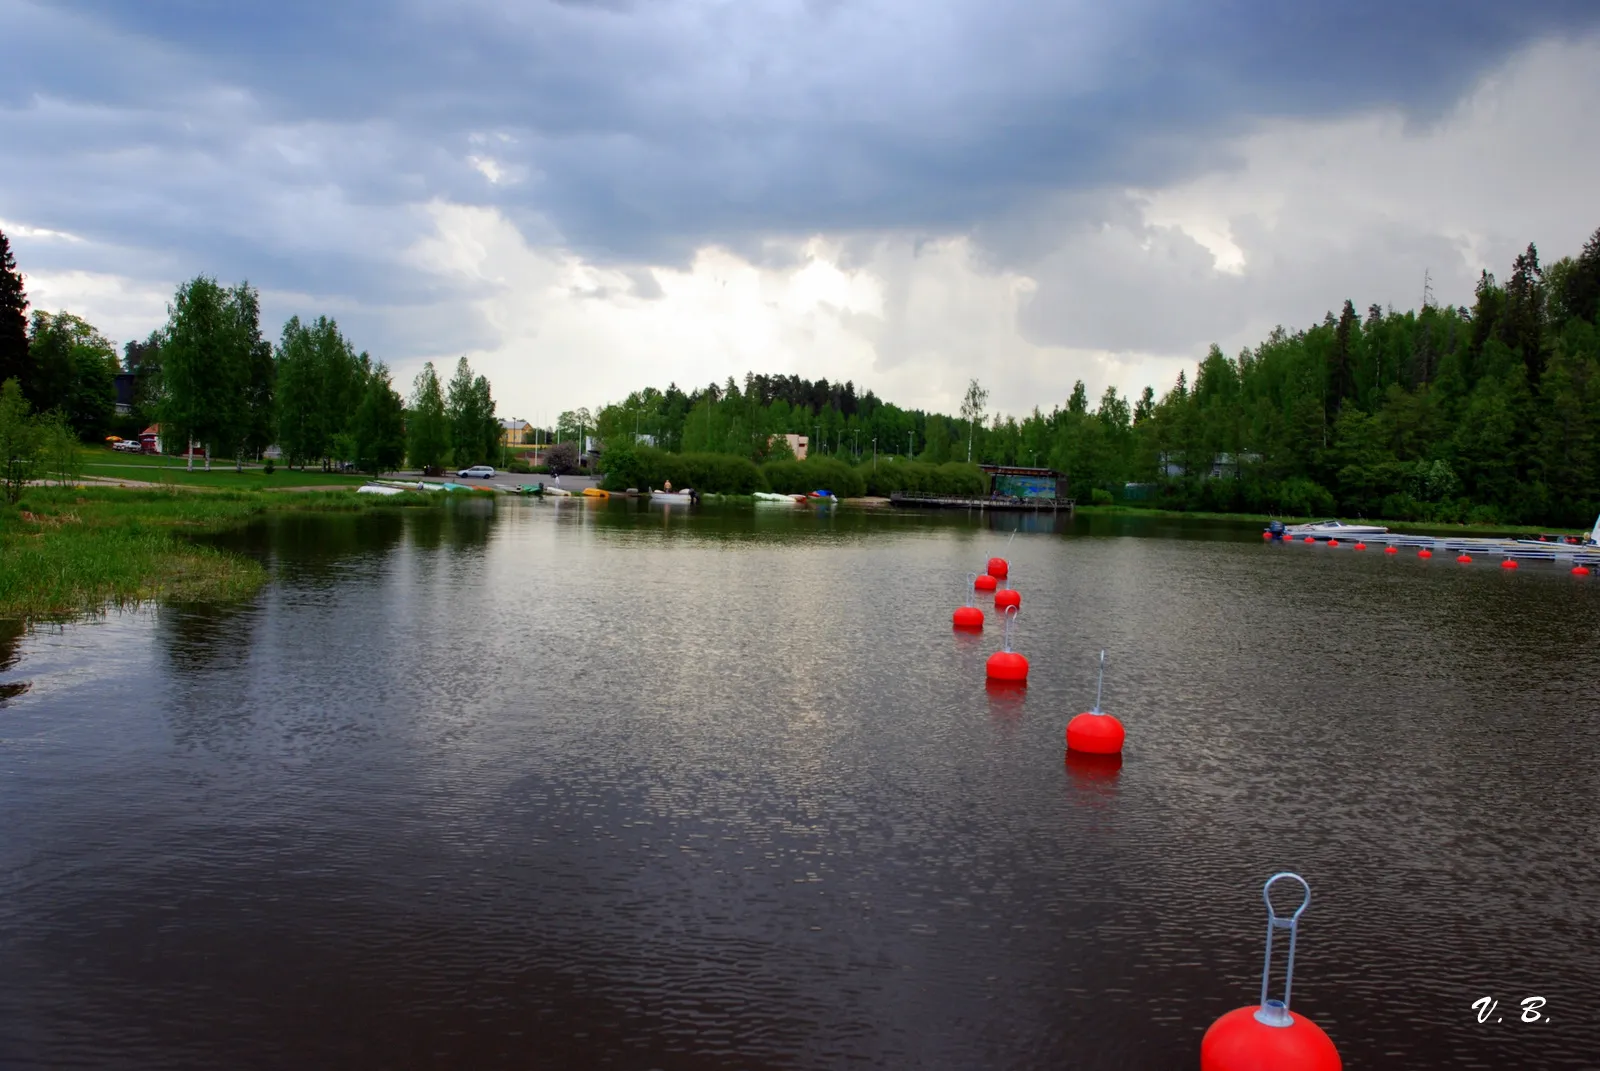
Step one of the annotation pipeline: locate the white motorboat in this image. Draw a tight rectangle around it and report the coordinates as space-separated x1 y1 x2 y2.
650 489 694 503
754 491 796 502
356 483 405 496
1283 519 1389 537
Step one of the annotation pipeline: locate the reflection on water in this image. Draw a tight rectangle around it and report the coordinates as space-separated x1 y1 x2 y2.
0 618 28 700
3 498 1599 1069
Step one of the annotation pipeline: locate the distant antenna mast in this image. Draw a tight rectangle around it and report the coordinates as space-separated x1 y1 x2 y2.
1422 268 1435 310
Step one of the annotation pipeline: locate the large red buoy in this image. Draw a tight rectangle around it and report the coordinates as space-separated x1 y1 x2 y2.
1575 566 1592 576
953 573 985 630
985 606 1028 683
1066 650 1124 755
1501 558 1518 569
1353 542 1366 551
1456 554 1472 564
1418 548 1433 559
975 573 998 592
995 587 1021 611
1326 539 1339 547
1383 546 1398 555
987 557 1009 579
1201 873 1342 1071
1302 536 1315 543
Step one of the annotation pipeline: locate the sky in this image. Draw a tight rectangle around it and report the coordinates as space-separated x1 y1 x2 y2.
4 0 1600 425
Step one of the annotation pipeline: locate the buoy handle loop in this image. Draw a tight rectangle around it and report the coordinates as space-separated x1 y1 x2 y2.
1001 605 1019 652
1255 872 1312 1028
1092 649 1106 714
965 572 978 607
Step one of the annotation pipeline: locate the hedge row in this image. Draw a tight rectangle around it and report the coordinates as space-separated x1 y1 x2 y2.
600 445 988 498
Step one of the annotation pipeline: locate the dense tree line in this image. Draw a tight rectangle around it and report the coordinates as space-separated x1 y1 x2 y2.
0 230 502 476
594 224 1600 526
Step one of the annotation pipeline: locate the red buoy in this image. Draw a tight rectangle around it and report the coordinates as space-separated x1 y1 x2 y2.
975 573 998 592
995 588 1021 611
1574 566 1592 576
953 573 984 629
1384 546 1398 555
1262 531 1272 540
1418 548 1433 559
1302 536 1315 543
1201 873 1342 1071
986 651 1028 681
1067 712 1124 754
1353 542 1367 551
987 557 1009 579
1066 650 1123 754
1456 554 1472 564
1326 539 1339 547
985 606 1028 683
1501 558 1518 569
1202 1006 1342 1071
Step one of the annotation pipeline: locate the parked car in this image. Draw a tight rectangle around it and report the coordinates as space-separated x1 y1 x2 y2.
457 465 496 479
112 440 143 453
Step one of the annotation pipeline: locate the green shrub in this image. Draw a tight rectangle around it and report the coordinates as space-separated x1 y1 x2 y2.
601 445 763 494
507 459 531 474
761 457 865 497
1090 488 1113 506
263 459 275 475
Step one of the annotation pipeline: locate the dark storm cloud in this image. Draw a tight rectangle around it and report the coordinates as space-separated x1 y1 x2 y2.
3 0 1597 291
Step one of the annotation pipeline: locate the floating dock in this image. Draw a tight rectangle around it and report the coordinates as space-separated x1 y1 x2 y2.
1280 530 1600 565
891 492 1074 512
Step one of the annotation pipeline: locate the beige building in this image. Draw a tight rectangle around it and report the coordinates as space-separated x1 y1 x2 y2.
771 433 808 460
499 419 535 447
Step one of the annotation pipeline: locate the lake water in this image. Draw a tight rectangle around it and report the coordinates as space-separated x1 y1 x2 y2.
2 500 1598 1069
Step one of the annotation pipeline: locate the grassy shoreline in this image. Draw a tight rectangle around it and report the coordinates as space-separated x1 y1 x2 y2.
0 485 440 621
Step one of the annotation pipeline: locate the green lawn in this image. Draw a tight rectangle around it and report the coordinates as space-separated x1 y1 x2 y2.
80 448 375 488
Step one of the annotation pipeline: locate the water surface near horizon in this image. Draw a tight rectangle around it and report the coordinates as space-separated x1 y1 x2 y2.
3 500 1599 1069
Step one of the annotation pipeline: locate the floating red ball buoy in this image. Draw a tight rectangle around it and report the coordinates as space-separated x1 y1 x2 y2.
987 557 1009 579
1326 539 1339 547
975 573 998 592
985 606 1028 683
1418 548 1433 559
1200 873 1342 1071
953 573 984 630
1203 1006 1343 1071
1066 650 1124 754
1456 554 1472 564
1262 531 1272 540
1501 558 1518 569
1384 546 1398 555
1067 711 1124 754
995 588 1021 611
952 606 984 629
1303 536 1315 543
1353 542 1367 551
986 650 1029 681
1574 566 1592 576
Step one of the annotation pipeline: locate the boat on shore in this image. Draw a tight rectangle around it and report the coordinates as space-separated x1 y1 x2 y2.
356 483 406 496
649 489 696 503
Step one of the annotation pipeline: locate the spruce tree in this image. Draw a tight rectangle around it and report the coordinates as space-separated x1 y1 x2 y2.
0 229 31 391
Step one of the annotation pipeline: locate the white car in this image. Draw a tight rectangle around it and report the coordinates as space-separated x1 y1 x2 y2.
457 465 496 479
112 440 143 453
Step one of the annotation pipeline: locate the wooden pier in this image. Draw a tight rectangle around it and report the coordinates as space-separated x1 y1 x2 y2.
890 465 1075 513
890 492 1075 512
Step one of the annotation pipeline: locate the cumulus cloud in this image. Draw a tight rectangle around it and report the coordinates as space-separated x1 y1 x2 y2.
1 1 1598 417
